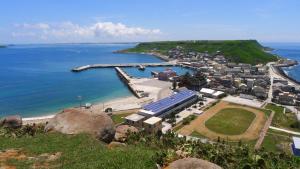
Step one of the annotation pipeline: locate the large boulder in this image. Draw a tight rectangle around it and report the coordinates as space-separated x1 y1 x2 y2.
45 109 115 143
168 158 222 169
0 115 22 128
114 125 138 142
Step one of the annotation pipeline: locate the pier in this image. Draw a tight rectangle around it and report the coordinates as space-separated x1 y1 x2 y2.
72 62 178 72
115 67 143 98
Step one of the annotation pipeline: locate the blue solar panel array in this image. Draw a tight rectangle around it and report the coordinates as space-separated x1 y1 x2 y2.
143 89 197 116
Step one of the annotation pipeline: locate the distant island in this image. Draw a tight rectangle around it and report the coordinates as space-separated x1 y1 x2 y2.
0 45 6 48
121 40 277 65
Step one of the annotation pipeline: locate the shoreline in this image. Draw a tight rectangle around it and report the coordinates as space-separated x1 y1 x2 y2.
22 95 144 125
273 64 300 85
115 50 170 62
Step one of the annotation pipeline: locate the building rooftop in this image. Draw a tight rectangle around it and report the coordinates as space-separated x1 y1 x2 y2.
200 88 215 94
125 114 145 122
293 137 300 149
213 91 225 97
144 117 162 125
138 109 156 116
142 89 197 115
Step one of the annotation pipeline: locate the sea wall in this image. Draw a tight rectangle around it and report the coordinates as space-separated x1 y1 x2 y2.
273 65 300 85
115 50 170 61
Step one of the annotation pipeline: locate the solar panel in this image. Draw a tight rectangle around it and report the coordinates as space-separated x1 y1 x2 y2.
143 89 197 115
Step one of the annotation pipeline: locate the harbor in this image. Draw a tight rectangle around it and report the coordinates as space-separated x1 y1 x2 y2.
115 67 143 98
71 62 178 72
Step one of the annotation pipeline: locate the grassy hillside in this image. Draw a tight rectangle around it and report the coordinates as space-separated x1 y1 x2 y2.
125 40 277 65
1 125 299 168
0 132 157 169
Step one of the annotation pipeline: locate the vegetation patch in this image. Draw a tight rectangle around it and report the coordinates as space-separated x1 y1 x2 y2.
262 129 293 153
265 103 300 132
173 115 197 132
190 130 207 138
111 112 134 124
182 115 197 125
1 125 300 169
205 108 256 135
0 129 157 169
124 40 277 65
126 131 300 169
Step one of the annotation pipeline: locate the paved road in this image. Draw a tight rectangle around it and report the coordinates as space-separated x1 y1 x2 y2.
267 62 300 121
269 126 300 136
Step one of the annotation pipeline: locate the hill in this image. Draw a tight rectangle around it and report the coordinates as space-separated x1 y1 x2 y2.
124 40 277 65
1 125 299 168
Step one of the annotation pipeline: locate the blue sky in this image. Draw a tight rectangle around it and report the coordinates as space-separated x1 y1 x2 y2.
0 0 299 44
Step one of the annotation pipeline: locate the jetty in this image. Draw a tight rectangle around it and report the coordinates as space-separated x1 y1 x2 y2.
114 67 143 98
72 62 178 72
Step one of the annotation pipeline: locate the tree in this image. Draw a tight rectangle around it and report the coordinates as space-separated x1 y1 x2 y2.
178 71 207 90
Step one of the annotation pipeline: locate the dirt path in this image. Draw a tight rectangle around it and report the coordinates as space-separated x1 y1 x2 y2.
178 101 267 141
254 110 275 150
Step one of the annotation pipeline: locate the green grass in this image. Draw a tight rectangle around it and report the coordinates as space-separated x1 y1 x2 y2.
205 108 256 135
0 132 157 169
262 129 292 153
191 130 207 138
173 124 184 132
265 103 300 132
228 102 272 117
182 115 197 125
173 115 197 132
124 40 277 65
111 112 134 124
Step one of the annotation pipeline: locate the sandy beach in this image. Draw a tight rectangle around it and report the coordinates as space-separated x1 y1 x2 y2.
22 78 173 125
22 96 143 125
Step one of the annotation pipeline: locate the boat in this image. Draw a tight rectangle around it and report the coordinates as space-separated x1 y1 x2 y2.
138 65 145 71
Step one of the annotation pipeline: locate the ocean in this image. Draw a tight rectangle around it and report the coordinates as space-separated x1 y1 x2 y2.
0 44 191 117
265 43 300 82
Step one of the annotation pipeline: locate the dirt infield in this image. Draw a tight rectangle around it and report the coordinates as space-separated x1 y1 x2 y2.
178 101 267 141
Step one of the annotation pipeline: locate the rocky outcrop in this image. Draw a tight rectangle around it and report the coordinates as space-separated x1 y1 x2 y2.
45 109 115 143
114 125 138 142
168 158 222 169
0 115 22 128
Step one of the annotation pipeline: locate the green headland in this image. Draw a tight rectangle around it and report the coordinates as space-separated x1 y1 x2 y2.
124 40 277 65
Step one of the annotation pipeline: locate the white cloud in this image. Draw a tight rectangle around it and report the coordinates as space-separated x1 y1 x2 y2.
11 21 161 42
93 22 161 37
15 23 50 30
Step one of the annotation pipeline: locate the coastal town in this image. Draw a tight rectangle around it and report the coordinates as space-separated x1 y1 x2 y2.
2 0 300 168
1 41 300 168
27 43 300 155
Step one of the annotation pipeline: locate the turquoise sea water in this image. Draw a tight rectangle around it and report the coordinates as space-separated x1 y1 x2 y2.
123 66 194 78
0 44 192 118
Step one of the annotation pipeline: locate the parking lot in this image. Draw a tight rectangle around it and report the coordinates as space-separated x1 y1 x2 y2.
222 95 264 108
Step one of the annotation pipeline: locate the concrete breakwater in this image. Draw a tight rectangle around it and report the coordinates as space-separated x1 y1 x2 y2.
273 64 300 85
114 67 143 98
71 62 178 72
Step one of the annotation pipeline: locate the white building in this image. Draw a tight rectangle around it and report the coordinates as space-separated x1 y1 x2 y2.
200 88 225 98
143 117 162 134
292 136 300 156
125 114 145 128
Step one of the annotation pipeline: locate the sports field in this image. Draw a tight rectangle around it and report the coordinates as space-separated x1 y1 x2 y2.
205 108 256 135
178 101 267 141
